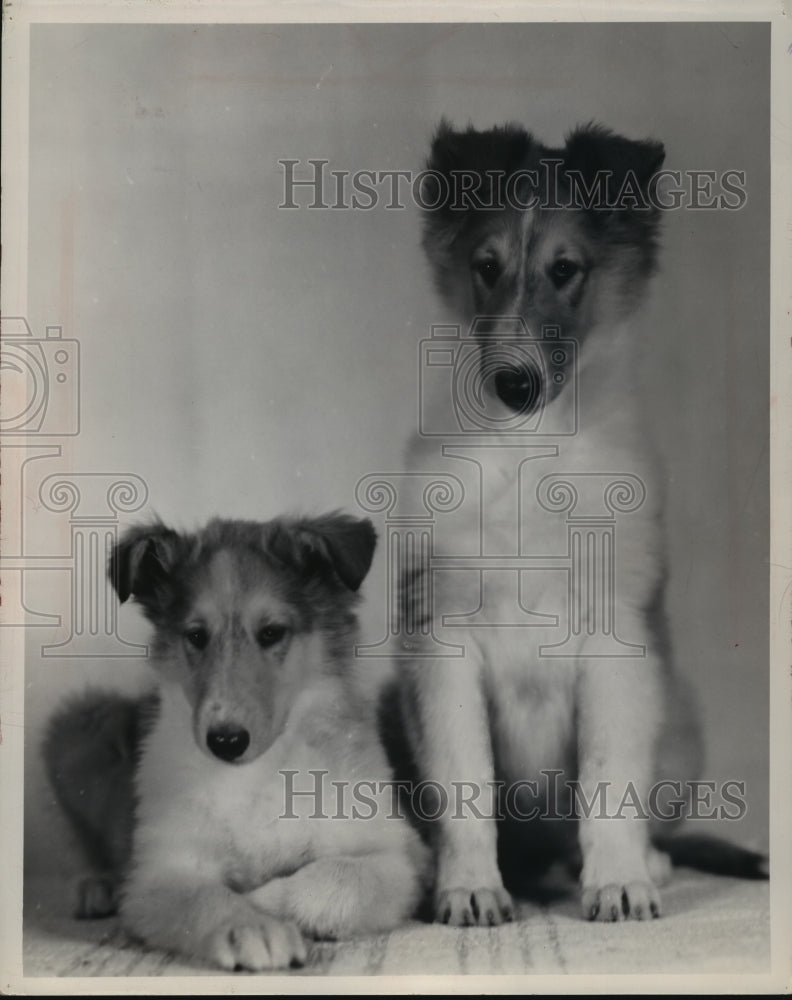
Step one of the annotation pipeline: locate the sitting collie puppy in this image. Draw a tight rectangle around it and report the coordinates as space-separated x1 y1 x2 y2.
44 514 429 971
389 121 767 927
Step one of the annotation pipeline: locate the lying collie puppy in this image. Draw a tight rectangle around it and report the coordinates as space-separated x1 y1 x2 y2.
45 514 428 971
392 121 766 926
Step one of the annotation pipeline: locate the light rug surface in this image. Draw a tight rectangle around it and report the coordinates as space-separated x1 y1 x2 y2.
23 869 769 979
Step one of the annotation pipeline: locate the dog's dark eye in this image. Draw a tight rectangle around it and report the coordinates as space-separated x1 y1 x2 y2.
473 258 501 289
184 627 209 651
256 624 287 649
549 258 580 289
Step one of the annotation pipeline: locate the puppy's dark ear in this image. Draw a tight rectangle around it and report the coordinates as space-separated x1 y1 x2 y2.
563 123 665 210
421 119 533 220
272 514 377 593
425 120 533 188
109 523 186 606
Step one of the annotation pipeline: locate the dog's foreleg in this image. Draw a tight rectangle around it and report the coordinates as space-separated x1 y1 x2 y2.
121 868 307 971
576 639 664 922
246 849 423 940
405 655 514 926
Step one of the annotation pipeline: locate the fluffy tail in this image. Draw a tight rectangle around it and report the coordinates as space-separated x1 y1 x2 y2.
42 688 160 916
655 833 768 880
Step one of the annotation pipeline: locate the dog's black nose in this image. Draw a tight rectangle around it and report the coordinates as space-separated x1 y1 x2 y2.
206 725 250 762
494 361 543 414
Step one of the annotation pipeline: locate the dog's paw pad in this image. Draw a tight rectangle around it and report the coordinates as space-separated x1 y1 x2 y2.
581 881 661 922
436 886 514 927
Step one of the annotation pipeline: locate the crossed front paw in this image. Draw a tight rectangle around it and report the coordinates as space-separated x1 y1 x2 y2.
206 913 307 971
434 886 514 927
581 880 661 922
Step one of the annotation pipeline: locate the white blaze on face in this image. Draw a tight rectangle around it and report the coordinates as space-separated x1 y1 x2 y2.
519 204 537 282
204 548 243 616
190 549 291 634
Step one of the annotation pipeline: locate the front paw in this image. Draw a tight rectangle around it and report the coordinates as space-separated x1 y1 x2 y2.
435 886 514 927
581 880 661 922
206 913 307 971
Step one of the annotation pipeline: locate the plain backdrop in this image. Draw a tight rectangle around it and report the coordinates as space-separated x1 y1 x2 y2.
21 21 769 875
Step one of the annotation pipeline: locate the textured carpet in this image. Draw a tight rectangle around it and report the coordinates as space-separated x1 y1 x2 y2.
22 867 769 980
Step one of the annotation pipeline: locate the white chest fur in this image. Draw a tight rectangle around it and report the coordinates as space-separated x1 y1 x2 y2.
132 682 392 890
404 328 666 781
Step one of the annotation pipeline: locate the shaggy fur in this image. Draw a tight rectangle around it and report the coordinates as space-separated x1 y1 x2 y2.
44 513 429 971
390 121 766 927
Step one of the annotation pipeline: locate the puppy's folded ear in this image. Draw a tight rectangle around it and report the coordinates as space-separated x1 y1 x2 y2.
421 119 533 223
563 123 665 211
424 120 533 188
109 522 186 607
271 513 377 593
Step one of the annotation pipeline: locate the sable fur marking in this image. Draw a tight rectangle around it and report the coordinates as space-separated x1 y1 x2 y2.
43 690 158 918
394 120 767 927
44 513 428 971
